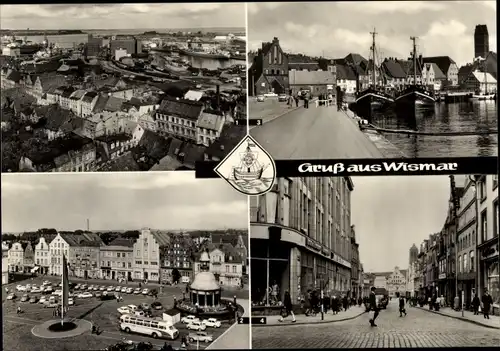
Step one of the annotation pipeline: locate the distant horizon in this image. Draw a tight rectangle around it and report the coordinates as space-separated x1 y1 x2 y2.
2 228 249 235
1 26 245 32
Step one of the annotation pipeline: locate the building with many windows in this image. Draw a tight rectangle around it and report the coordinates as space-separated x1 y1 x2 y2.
160 233 195 284
133 228 170 283
3 243 10 284
194 243 244 287
155 98 203 142
34 236 55 275
7 242 25 273
250 177 354 306
100 238 134 281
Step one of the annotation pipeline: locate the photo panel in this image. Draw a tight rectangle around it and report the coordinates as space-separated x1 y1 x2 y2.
1 172 250 350
249 175 499 348
247 1 497 160
0 3 247 173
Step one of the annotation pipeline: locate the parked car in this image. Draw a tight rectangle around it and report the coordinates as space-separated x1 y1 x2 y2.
53 290 63 297
20 294 30 302
151 301 163 310
74 284 81 290
278 94 288 102
181 315 199 324
95 291 102 298
78 292 93 299
133 288 141 295
126 287 134 294
257 95 265 102
127 305 139 312
39 296 48 304
29 296 38 303
16 285 26 292
202 318 221 328
187 321 206 331
31 286 42 293
115 286 122 292
92 286 99 291
117 306 131 314
44 302 58 308
188 331 213 343
80 284 88 290
142 288 149 295
107 286 114 292
99 286 106 291
6 293 16 300
68 297 75 306
43 286 53 294
42 280 51 286
121 287 128 293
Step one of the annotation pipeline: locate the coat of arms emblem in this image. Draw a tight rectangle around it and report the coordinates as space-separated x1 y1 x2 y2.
214 135 276 195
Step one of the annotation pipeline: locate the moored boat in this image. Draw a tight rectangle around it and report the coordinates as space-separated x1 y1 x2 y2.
232 143 264 181
178 48 230 60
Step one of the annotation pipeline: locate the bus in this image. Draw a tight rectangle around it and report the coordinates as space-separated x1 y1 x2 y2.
119 314 179 340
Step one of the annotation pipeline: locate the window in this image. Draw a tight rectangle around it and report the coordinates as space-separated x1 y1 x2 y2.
463 253 468 272
225 265 229 273
265 69 269 75
458 255 462 273
479 177 486 201
128 262 132 268
232 265 237 273
135 261 142 265
470 251 474 272
481 210 487 243
136 250 140 256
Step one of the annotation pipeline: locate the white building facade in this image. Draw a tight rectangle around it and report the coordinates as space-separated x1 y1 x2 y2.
34 237 52 275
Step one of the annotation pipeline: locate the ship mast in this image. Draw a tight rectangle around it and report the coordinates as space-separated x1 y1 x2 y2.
370 28 377 89
483 59 487 95
411 36 417 86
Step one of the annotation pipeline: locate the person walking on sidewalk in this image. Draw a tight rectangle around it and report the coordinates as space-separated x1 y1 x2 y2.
472 294 480 315
368 287 380 327
399 295 407 317
481 290 493 319
278 291 296 323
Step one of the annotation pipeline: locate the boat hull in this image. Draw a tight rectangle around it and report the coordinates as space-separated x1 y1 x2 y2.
354 89 394 118
395 86 436 110
471 94 496 101
233 168 263 181
179 48 230 60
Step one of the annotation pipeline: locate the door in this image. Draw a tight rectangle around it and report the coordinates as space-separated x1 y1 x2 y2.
128 272 132 281
112 271 116 280
144 272 148 280
84 270 88 280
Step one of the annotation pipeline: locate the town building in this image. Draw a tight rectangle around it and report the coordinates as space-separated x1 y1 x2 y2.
110 36 139 56
87 36 103 57
331 64 356 94
155 98 203 142
380 58 408 91
80 91 99 118
475 175 498 311
160 233 195 284
250 177 354 305
462 70 497 94
8 243 26 272
49 233 103 278
424 234 439 299
69 89 86 116
133 228 170 283
386 266 407 297
474 25 489 59
406 244 418 297
196 112 225 147
100 238 134 281
421 62 447 91
288 70 336 96
194 242 244 287
422 56 459 87
350 225 361 299
456 177 478 307
248 37 289 96
34 236 55 275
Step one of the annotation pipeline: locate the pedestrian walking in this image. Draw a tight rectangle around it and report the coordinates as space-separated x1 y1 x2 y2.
368 287 380 327
294 95 299 107
278 291 296 323
399 295 407 317
481 290 493 319
342 295 348 311
472 294 480 315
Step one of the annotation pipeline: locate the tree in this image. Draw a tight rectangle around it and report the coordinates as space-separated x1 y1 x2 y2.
122 230 140 240
172 268 181 284
2 234 16 241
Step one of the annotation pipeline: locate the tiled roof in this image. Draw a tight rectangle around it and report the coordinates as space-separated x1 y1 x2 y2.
335 64 357 80
182 144 205 169
149 155 183 171
35 104 73 131
59 117 90 134
137 130 171 161
82 91 98 103
184 90 204 101
60 232 103 247
103 96 125 112
157 97 203 121
289 63 321 71
167 137 183 157
39 74 68 92
151 232 170 247
61 86 76 98
70 89 87 100
426 63 446 80
105 237 135 248
344 53 368 67
400 60 422 75
289 70 336 85
458 64 477 84
197 112 224 131
205 124 245 160
288 54 317 64
92 94 109 113
99 151 141 172
381 59 407 79
422 56 456 75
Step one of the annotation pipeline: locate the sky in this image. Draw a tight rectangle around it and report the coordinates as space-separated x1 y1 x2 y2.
0 3 245 30
248 1 497 67
351 175 466 273
1 172 248 232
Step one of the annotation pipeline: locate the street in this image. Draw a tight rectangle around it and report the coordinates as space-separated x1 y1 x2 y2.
251 300 500 349
249 102 384 159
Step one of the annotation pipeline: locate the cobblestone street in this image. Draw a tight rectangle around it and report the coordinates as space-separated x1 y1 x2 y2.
252 300 500 348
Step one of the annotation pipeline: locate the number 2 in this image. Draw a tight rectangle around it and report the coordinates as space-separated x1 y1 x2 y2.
239 317 244 324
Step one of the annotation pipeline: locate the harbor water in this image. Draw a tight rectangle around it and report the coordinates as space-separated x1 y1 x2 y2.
371 100 498 157
21 34 90 49
178 54 242 70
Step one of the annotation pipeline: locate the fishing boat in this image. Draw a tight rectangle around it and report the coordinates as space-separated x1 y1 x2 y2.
395 37 436 109
354 29 394 118
179 48 230 60
232 144 264 181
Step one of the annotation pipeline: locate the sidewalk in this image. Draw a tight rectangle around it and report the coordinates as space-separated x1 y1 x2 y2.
254 306 366 327
249 98 314 127
206 299 250 350
416 306 500 329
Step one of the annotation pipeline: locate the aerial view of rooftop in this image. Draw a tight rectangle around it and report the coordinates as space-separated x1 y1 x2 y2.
0 3 247 172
